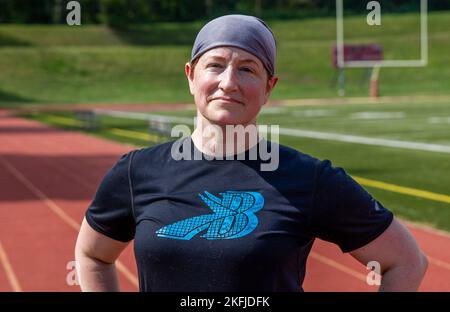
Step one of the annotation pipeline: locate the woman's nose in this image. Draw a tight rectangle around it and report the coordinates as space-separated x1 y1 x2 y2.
218 66 239 92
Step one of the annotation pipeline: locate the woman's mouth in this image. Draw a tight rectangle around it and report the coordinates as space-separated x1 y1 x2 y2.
211 96 244 105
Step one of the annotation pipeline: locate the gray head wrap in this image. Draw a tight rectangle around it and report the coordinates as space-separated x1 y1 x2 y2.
190 14 276 76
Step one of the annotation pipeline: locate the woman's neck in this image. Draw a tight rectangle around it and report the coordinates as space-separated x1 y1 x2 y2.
191 114 261 158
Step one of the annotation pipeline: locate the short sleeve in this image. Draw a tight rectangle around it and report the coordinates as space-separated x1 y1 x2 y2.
85 152 136 242
309 160 393 253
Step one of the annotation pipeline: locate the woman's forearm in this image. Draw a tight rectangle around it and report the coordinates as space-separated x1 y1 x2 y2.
77 255 120 292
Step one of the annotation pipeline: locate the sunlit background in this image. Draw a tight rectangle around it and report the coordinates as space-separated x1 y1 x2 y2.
0 0 449 292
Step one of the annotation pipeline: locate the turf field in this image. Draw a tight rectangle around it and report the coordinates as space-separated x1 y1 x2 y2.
1 12 450 106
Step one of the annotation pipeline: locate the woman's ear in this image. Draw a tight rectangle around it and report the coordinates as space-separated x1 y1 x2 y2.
185 62 195 95
263 75 279 104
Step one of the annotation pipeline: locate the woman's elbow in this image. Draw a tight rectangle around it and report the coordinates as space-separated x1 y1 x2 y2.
417 251 429 278
405 250 428 285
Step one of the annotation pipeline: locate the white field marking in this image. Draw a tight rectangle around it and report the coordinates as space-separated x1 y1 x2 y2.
92 110 450 153
309 252 367 282
403 220 450 239
428 256 450 271
293 109 335 118
0 241 22 292
259 107 287 114
350 112 405 120
280 95 450 107
428 117 450 124
94 109 194 124
278 128 450 154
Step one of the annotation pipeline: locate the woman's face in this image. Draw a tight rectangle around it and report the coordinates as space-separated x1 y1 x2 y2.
185 47 278 126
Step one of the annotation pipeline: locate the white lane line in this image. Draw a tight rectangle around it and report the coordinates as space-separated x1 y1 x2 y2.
0 155 139 289
428 117 450 124
0 240 22 292
428 256 450 271
350 112 405 119
293 109 335 117
278 128 450 153
309 252 367 282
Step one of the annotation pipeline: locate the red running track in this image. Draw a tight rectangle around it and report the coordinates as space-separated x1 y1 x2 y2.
1 114 449 292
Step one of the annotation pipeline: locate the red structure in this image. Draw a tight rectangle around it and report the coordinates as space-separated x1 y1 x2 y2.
332 44 383 97
332 44 383 68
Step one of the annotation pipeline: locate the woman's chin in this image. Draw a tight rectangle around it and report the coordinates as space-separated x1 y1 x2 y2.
207 110 246 125
216 117 248 126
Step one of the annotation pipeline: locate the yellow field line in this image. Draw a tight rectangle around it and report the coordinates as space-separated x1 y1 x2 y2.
354 176 450 205
0 240 22 292
40 115 164 143
0 156 139 290
110 128 164 143
45 115 84 127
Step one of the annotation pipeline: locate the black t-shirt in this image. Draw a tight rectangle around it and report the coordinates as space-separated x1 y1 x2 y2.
85 137 393 292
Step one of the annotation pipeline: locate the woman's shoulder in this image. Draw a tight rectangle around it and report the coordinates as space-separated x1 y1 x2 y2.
275 141 323 168
129 139 179 162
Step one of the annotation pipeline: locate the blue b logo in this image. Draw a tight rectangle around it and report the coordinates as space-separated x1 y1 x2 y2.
156 191 264 240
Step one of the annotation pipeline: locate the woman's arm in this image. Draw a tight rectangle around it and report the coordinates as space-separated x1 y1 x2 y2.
75 218 130 291
350 217 428 291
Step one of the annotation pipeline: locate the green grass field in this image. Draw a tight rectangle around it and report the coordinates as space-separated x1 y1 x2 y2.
1 11 450 107
21 99 450 232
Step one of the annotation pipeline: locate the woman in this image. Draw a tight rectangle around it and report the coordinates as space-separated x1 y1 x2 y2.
75 15 428 292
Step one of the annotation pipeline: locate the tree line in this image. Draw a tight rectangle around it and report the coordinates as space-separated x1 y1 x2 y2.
1 0 449 27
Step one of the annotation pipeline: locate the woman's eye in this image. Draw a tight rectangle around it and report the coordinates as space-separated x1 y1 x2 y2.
207 63 222 68
240 67 254 73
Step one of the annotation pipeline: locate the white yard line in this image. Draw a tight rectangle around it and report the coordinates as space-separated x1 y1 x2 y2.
350 112 405 120
428 117 450 124
279 128 450 153
93 110 450 154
